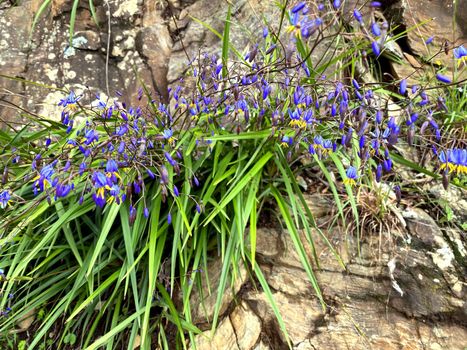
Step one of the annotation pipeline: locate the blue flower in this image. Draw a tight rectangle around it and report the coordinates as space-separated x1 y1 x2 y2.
58 91 81 113
0 190 12 209
286 9 322 39
343 166 358 186
84 129 99 145
92 171 112 207
33 165 54 192
55 183 72 198
439 148 467 175
281 135 293 148
454 45 467 64
163 129 176 145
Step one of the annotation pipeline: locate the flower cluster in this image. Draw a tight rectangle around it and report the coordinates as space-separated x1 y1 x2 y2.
0 1 464 219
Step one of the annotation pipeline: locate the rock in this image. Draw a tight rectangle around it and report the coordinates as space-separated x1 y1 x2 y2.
303 193 333 218
245 290 324 346
189 257 248 324
427 183 467 221
167 0 283 83
390 52 425 87
72 31 101 50
252 341 271 350
112 0 142 20
190 302 261 350
254 228 281 258
135 22 173 101
403 207 446 249
51 0 74 16
388 0 466 77
15 308 36 332
0 2 33 127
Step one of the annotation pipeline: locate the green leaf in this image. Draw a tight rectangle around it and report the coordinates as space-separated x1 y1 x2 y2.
86 203 121 277
221 5 232 78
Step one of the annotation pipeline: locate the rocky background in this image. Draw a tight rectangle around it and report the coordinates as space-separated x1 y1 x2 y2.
185 190 466 349
1 0 466 349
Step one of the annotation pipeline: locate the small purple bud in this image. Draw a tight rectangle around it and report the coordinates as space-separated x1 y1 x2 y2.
376 110 383 123
173 185 179 197
147 169 155 179
407 127 415 146
353 9 363 23
376 164 382 182
371 22 381 36
352 79 360 90
399 79 407 95
167 212 172 225
144 207 149 218
371 41 381 56
394 185 401 206
291 2 306 13
436 73 451 84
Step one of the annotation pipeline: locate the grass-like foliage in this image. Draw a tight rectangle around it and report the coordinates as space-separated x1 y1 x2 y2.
1 1 466 349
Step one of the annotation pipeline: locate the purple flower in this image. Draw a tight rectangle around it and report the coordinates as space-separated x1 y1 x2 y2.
399 79 407 95
343 166 358 186
0 190 11 209
375 164 382 182
106 159 119 173
165 152 177 166
454 45 467 61
167 212 172 225
291 2 306 13
147 169 155 179
371 41 381 56
371 22 381 36
352 79 360 90
353 9 363 23
436 73 451 83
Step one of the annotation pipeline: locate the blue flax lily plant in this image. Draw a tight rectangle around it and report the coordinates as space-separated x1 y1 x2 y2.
0 1 466 349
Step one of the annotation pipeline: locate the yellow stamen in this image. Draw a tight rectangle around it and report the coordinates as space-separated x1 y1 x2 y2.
343 178 356 186
97 187 105 198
